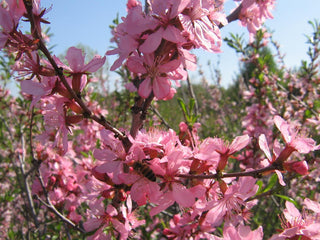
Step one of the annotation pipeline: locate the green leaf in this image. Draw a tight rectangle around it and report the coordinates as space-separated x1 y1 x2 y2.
189 98 195 114
177 98 188 116
274 194 299 207
255 180 264 194
262 173 278 193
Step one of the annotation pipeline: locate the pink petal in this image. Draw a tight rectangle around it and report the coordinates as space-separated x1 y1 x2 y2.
93 149 118 162
153 77 171 99
275 170 286 186
172 183 194 207
83 218 102 232
139 28 164 54
83 55 106 73
126 56 147 74
138 77 152 98
304 198 320 213
291 137 317 154
159 59 181 73
284 201 301 219
258 134 272 161
163 25 185 43
229 134 250 154
21 80 45 96
65 47 85 72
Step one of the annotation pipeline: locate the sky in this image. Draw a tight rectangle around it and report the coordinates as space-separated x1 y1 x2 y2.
29 0 320 88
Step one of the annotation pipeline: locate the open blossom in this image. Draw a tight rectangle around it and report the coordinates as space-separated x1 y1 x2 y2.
0 0 26 49
239 0 276 40
57 47 106 93
21 76 57 107
203 176 259 227
270 199 320 240
93 129 127 184
178 0 222 52
209 135 250 170
127 53 186 99
84 199 128 240
213 223 263 240
274 115 320 156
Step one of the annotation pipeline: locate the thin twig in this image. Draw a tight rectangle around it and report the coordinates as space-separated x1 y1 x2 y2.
177 164 276 180
22 0 132 151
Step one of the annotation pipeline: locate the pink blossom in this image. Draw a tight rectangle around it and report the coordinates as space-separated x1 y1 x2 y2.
213 223 263 240
93 129 127 184
208 135 250 170
204 176 258 227
127 53 185 99
0 0 25 48
106 3 156 70
274 115 319 155
138 0 188 54
259 134 286 186
270 200 320 240
61 47 105 93
84 199 128 240
178 0 222 52
21 76 57 107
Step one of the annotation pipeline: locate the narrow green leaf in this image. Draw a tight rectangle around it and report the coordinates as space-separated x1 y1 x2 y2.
262 173 278 193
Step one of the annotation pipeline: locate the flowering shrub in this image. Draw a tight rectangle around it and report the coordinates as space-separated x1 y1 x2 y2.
1 0 320 239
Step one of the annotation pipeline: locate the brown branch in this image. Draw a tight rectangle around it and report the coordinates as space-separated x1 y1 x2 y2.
219 3 243 29
36 170 85 233
177 164 277 180
130 93 154 138
150 105 171 129
22 1 132 152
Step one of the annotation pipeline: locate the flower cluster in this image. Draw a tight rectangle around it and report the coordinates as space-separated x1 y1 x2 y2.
107 0 226 99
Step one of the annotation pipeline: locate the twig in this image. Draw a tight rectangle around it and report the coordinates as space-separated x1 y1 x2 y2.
22 0 132 152
177 164 276 180
36 170 86 233
149 105 171 129
219 3 243 29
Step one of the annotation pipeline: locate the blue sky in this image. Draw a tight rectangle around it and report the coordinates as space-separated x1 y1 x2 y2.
38 0 320 88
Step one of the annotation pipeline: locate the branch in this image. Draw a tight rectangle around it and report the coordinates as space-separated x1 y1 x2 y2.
36 170 85 233
149 105 171 129
130 93 154 138
22 1 132 151
219 3 243 29
177 164 277 180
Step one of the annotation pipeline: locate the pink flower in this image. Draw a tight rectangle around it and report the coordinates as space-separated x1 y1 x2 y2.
84 199 128 240
138 0 188 54
106 3 156 70
270 200 320 240
178 0 222 52
127 53 185 99
204 176 258 227
259 134 286 186
21 76 57 107
0 0 25 48
214 223 263 240
274 115 319 155
93 129 127 185
62 47 106 93
209 135 250 170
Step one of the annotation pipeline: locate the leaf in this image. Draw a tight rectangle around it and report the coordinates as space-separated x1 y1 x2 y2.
188 98 195 114
262 173 278 193
177 98 188 116
255 180 264 195
274 194 299 208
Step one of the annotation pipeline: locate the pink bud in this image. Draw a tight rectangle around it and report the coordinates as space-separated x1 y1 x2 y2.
284 160 309 175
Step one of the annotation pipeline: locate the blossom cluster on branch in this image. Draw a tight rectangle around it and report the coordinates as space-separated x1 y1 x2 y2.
0 0 320 239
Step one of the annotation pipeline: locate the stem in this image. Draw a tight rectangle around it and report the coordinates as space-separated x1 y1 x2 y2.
22 1 132 151
219 3 243 29
130 93 154 138
177 164 276 180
